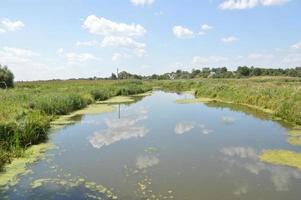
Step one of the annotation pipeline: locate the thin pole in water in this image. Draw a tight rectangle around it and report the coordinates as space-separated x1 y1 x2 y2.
118 104 121 119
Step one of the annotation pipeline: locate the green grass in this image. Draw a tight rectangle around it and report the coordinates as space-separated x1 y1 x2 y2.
0 80 151 170
156 77 301 125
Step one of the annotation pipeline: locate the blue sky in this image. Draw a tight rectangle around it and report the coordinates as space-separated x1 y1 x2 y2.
0 0 300 80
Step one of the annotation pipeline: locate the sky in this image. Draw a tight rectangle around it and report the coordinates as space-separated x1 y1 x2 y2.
0 0 300 81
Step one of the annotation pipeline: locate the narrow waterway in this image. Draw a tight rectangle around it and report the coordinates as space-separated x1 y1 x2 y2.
1 91 301 200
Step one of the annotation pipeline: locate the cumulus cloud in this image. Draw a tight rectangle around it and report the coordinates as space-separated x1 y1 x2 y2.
221 36 239 43
291 41 301 50
0 46 36 63
83 15 146 37
102 36 146 57
131 0 155 6
57 48 98 64
82 15 147 57
112 52 129 62
219 0 290 10
173 26 194 39
201 24 213 31
0 18 25 33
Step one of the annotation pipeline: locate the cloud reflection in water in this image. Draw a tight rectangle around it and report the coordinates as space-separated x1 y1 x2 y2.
89 107 149 149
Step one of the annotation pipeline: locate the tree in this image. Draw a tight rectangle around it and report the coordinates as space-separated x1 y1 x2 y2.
237 66 250 77
0 65 14 88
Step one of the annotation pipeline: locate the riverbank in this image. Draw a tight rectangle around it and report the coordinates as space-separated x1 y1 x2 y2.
156 77 301 126
0 80 151 170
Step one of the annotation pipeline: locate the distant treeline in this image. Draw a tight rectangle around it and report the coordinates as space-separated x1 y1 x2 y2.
110 66 301 80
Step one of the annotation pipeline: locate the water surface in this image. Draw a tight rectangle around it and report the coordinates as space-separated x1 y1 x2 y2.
1 91 301 200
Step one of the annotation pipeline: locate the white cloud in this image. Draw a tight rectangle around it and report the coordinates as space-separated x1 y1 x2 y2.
282 53 301 64
131 0 155 6
219 0 289 10
248 53 274 59
0 18 25 33
0 46 36 64
112 52 129 62
65 53 97 63
76 40 99 47
57 48 98 64
261 0 290 6
291 41 301 50
173 26 194 39
221 36 239 43
82 15 147 57
102 36 146 57
102 36 145 49
82 15 146 37
201 24 213 31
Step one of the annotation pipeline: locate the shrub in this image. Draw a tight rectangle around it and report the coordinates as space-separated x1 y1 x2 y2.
0 65 14 88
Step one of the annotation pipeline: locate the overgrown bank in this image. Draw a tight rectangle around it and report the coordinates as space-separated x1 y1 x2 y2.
0 80 151 170
156 77 301 125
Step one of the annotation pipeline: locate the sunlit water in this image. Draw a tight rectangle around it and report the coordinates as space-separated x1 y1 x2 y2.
1 91 301 200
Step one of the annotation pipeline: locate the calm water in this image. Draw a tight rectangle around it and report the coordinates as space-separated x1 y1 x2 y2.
1 91 301 200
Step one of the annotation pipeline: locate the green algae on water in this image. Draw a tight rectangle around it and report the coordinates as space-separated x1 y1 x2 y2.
51 104 115 129
288 129 301 136
97 96 135 104
175 97 213 104
30 177 117 199
287 137 301 146
131 91 152 97
260 150 301 171
0 143 55 187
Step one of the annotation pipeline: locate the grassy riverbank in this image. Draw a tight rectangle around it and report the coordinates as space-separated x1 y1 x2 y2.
0 80 151 170
157 77 301 126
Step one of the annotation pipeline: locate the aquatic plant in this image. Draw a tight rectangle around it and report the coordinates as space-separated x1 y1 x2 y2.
260 150 301 171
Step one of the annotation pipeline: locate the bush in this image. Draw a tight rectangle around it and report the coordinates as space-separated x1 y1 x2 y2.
90 89 111 101
0 65 14 88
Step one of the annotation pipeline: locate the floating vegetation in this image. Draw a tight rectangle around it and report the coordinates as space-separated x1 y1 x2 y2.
288 129 301 136
131 91 152 97
175 97 213 104
51 104 115 129
260 150 301 171
30 177 118 199
144 147 158 154
0 143 55 187
287 137 301 146
97 96 135 104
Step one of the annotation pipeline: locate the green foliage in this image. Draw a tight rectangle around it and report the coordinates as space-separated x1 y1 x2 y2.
0 65 14 88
